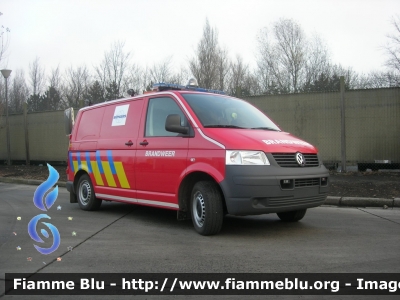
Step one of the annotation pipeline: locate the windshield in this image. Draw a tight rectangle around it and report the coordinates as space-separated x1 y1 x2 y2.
182 93 280 131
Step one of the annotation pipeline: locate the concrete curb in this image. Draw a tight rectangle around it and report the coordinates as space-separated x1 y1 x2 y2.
0 177 398 208
0 177 66 187
325 196 400 208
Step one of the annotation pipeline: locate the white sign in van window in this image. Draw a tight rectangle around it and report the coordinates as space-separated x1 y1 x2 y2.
112 104 129 126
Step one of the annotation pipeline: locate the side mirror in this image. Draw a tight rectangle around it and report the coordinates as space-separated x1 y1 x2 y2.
165 114 188 134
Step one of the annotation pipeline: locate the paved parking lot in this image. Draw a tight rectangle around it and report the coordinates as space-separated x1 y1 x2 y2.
1 182 400 299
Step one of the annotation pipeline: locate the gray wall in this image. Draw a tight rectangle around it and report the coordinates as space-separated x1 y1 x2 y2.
243 87 400 164
0 110 69 162
0 87 399 164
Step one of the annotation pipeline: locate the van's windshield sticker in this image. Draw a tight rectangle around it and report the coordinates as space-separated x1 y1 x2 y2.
145 151 175 157
262 139 311 146
112 104 129 126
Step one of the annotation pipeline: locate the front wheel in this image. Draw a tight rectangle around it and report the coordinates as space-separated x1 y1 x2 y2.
277 209 307 222
190 181 223 235
77 174 102 211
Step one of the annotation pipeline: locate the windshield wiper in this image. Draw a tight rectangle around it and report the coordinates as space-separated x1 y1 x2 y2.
204 125 246 129
250 127 280 131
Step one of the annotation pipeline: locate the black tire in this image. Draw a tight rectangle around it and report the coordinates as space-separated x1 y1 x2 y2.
77 174 102 211
277 209 307 222
190 181 223 235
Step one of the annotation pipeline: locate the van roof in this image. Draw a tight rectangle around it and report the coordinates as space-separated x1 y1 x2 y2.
79 83 226 110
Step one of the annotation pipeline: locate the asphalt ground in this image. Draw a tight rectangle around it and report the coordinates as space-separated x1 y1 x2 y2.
1 182 400 299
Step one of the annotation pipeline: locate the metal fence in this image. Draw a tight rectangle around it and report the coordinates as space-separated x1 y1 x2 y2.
242 86 400 171
0 109 70 163
0 87 399 171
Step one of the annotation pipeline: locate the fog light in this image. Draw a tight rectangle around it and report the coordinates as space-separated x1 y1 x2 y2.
280 179 293 189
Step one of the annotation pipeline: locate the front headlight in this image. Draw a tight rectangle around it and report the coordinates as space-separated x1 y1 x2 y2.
225 150 270 165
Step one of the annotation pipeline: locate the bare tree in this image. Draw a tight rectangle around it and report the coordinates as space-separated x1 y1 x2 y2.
242 72 260 96
149 56 173 83
95 40 130 98
332 64 359 89
384 15 400 74
257 18 333 94
0 79 4 123
0 12 10 66
48 65 63 91
0 11 6 117
9 69 29 113
216 47 230 91
227 56 261 96
141 66 152 92
137 58 188 93
95 57 108 96
257 19 307 93
304 34 331 88
29 57 45 96
228 55 248 96
44 66 66 110
189 19 221 90
255 45 275 94
356 71 400 89
122 63 144 95
64 65 91 107
123 60 183 97
275 18 307 92
168 66 191 86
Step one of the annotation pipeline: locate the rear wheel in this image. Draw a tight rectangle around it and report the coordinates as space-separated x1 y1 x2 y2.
77 174 102 211
277 209 307 222
190 181 223 235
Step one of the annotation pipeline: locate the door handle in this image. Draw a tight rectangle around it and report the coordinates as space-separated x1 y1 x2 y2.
125 140 133 146
139 141 149 146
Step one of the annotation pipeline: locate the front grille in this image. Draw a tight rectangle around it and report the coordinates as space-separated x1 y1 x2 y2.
272 153 319 167
267 194 327 207
295 178 320 188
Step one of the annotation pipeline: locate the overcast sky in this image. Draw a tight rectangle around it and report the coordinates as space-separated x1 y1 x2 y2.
1 0 399 80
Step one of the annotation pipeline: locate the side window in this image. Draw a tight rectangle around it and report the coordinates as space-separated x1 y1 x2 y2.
76 108 104 140
145 97 187 137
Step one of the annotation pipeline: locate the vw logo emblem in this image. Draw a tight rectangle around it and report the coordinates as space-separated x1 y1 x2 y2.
296 152 306 166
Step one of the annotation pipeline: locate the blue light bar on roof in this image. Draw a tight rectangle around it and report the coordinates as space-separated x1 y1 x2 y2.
189 87 226 95
153 83 186 90
153 83 225 95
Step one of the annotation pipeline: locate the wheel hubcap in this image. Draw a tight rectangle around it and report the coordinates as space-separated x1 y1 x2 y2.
193 191 206 228
79 180 91 205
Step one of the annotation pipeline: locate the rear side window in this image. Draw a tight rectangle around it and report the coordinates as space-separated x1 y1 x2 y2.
76 108 104 140
145 97 186 137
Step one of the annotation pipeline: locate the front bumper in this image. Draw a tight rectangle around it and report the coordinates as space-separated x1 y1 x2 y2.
220 164 329 215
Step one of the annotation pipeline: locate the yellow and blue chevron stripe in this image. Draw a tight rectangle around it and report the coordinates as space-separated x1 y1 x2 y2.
69 150 130 189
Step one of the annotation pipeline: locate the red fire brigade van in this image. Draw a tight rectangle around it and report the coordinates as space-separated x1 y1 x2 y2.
66 81 329 235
